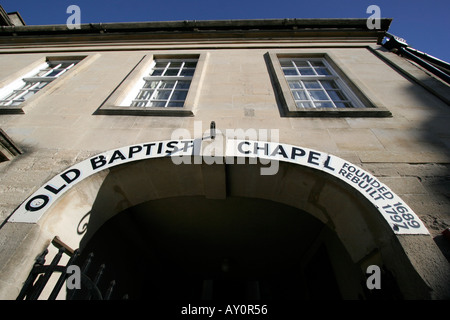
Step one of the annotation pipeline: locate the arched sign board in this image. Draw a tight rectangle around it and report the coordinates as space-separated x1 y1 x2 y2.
8 139 429 235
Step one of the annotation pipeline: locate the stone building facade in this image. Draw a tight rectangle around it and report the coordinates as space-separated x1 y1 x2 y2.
0 15 449 300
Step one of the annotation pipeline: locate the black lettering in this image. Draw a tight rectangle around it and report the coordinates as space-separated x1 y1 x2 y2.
358 181 369 189
254 142 269 156
108 150 126 164
362 174 373 184
181 140 194 152
270 145 288 158
61 169 80 184
368 189 378 197
383 191 394 199
90 155 107 170
166 141 180 155
128 145 143 158
307 151 321 166
373 194 385 200
44 184 66 195
25 194 50 212
45 169 80 196
355 169 365 177
324 155 335 171
291 147 306 160
238 141 251 154
371 179 381 188
143 143 155 155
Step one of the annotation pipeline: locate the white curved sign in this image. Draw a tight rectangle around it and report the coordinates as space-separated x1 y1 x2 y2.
8 139 429 235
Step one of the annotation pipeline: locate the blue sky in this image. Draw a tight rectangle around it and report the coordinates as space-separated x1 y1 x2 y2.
2 0 449 62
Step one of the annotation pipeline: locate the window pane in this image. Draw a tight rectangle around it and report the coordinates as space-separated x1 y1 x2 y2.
310 61 325 67
320 80 339 89
150 69 164 76
292 90 308 100
296 101 313 108
283 68 297 76
293 60 309 67
314 101 334 108
164 69 179 76
155 90 171 100
184 62 197 68
315 68 330 75
149 101 166 107
36 69 52 77
167 101 184 107
309 90 328 100
159 81 176 89
154 62 168 68
18 83 30 90
335 102 353 108
3 90 23 100
279 60 293 67
169 62 182 68
327 90 346 101
33 82 48 90
303 81 320 89
143 81 159 89
47 69 64 77
25 89 40 96
298 68 315 75
171 90 188 101
136 90 154 100
288 80 303 89
176 81 191 89
131 101 148 107
59 62 74 69
180 68 195 76
10 100 24 106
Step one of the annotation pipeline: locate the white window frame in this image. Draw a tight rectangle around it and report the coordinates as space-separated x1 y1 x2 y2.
0 60 78 107
0 57 85 114
267 52 391 117
122 58 197 108
279 57 365 109
98 53 208 117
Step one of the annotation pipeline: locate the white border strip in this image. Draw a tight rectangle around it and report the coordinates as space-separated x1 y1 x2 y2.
8 139 429 235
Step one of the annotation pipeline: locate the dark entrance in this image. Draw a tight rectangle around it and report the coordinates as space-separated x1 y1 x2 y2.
78 196 354 300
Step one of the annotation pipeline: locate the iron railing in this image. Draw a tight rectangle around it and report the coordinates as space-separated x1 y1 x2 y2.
16 236 124 300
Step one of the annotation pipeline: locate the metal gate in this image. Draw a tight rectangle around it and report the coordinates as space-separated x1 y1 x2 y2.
16 236 125 300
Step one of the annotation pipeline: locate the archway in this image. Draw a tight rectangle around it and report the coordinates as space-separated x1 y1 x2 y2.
7 140 450 299
74 157 430 299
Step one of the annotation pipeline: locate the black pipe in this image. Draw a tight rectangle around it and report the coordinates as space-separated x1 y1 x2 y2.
382 33 450 85
398 47 450 84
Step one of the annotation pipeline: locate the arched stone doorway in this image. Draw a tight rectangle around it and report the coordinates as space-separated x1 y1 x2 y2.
6 140 450 299
73 157 438 299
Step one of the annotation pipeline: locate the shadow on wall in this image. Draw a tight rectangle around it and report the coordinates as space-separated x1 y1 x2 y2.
372 46 450 262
